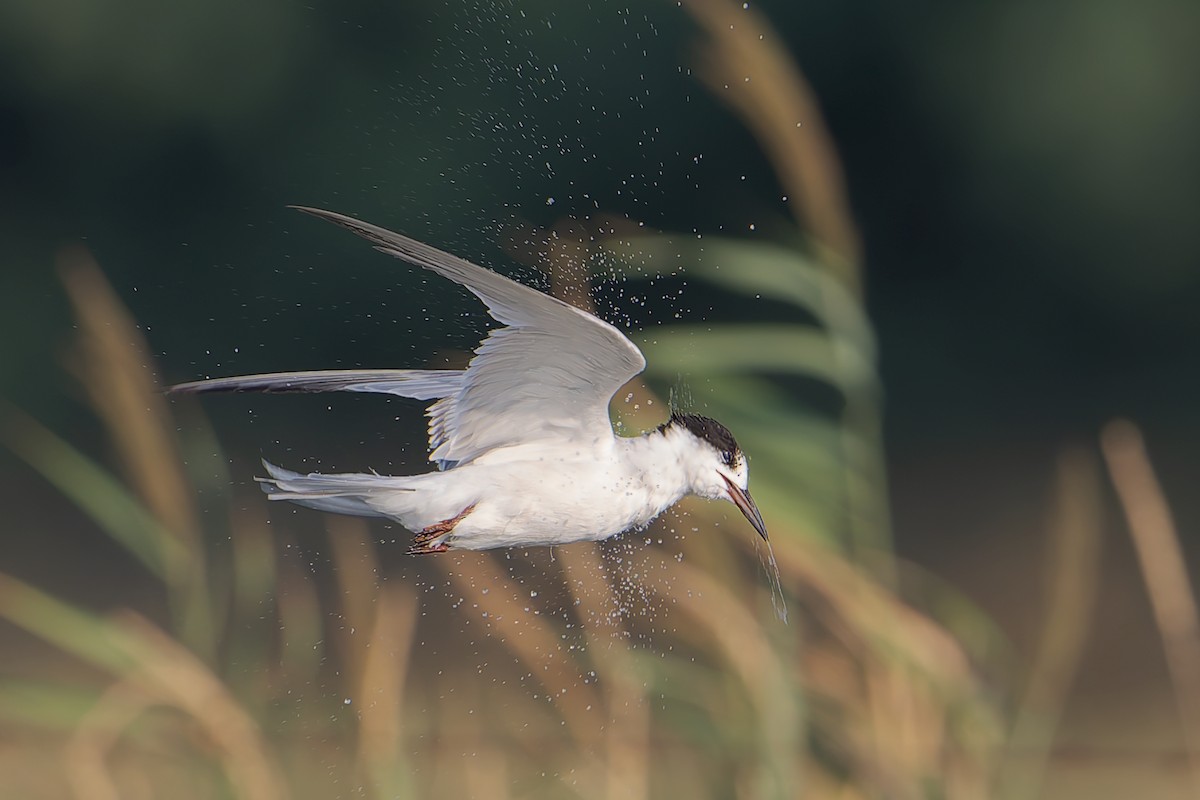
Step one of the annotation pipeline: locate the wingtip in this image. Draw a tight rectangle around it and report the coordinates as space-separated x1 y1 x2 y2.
163 380 202 395
161 377 244 395
289 204 347 225
289 205 388 246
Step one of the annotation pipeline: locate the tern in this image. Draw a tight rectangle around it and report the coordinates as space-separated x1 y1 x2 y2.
169 207 769 554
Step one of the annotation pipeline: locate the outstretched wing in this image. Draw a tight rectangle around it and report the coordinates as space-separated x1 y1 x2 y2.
168 207 647 467
291 206 645 465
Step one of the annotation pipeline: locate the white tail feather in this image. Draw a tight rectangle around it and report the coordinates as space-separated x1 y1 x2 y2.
258 460 417 519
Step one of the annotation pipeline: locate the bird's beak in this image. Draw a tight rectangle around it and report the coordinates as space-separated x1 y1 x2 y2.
721 475 769 541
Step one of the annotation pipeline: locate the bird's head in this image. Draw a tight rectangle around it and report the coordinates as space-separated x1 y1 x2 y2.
662 411 768 541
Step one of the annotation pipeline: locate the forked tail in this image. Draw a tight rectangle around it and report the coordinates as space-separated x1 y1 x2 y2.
257 460 415 518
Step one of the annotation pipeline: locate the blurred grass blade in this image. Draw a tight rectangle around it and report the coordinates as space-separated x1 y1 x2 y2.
327 515 381 684
644 550 802 797
638 324 874 394
57 246 215 659
681 0 862 277
356 583 419 799
433 553 603 741
1001 447 1102 799
1102 419 1200 794
605 235 874 356
64 678 153 800
57 246 206 564
0 405 184 578
0 572 135 674
0 567 289 799
274 532 324 682
113 612 291 800
556 544 650 800
0 680 102 730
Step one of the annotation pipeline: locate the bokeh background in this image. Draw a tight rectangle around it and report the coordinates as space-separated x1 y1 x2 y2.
2 1 1198 798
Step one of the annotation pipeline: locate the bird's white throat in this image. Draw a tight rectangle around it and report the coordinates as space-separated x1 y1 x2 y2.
616 423 724 518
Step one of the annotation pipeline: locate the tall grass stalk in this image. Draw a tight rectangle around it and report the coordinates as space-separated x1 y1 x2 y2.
1102 420 1200 795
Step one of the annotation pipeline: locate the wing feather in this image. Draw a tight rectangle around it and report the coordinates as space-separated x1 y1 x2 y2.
167 369 462 400
292 206 646 465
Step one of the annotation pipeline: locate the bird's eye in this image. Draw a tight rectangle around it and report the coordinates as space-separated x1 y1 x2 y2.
721 450 736 467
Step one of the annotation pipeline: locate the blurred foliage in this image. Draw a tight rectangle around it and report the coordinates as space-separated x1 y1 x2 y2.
1 0 1199 798
0 4 1013 796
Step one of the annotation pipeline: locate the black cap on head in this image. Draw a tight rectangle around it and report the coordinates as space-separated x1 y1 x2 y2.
662 411 742 468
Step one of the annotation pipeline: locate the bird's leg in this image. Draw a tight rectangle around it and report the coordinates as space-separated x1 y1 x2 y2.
409 503 476 555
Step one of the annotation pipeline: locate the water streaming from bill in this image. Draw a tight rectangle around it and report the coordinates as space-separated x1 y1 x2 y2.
756 537 789 624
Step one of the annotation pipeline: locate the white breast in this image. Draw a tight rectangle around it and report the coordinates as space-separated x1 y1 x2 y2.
436 443 685 550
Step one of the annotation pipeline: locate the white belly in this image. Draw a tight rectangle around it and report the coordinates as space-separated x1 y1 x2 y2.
395 451 679 551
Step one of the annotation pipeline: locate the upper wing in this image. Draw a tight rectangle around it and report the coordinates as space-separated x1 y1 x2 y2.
291 206 646 466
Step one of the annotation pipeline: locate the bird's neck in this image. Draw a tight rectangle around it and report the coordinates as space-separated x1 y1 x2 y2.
618 425 706 518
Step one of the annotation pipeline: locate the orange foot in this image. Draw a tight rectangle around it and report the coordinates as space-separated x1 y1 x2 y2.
409 503 476 555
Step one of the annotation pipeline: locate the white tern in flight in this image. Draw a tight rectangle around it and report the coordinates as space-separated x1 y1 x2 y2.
169 207 769 555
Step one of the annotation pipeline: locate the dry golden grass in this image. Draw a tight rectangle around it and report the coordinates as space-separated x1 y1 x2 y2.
1102 420 1200 795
